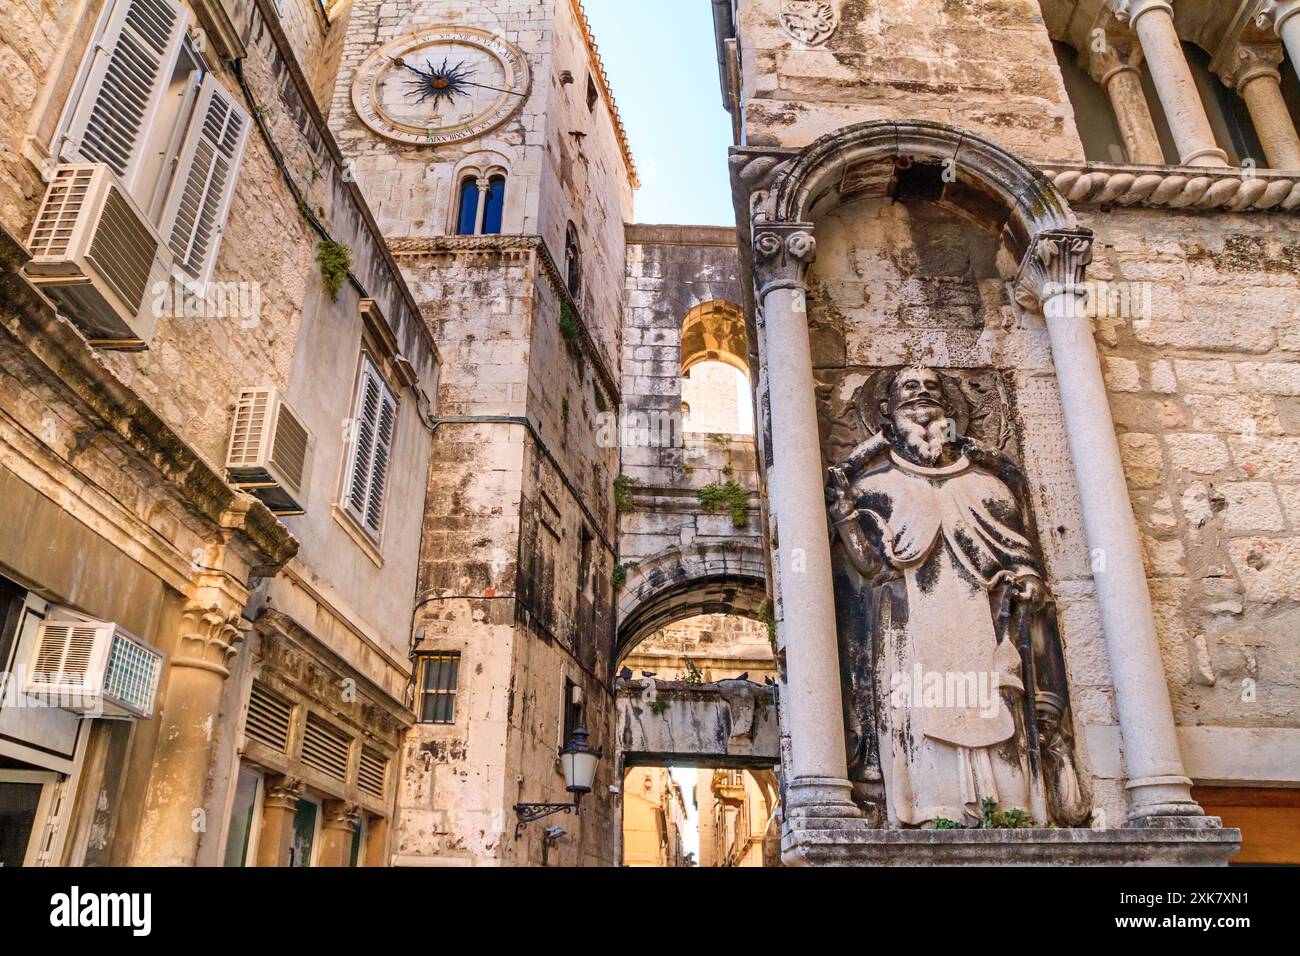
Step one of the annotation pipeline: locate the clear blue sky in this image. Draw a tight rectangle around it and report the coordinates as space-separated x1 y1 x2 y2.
584 0 736 226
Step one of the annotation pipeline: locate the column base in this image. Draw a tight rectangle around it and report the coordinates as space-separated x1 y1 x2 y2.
784 775 862 822
1182 146 1231 166
780 819 1241 866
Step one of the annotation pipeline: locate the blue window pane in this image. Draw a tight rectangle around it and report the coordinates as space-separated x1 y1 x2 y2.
456 179 479 235
483 176 505 235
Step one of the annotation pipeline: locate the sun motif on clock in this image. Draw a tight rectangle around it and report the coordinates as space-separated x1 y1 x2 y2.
352 27 531 146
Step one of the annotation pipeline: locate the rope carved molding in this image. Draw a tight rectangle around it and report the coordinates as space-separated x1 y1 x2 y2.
1038 160 1300 211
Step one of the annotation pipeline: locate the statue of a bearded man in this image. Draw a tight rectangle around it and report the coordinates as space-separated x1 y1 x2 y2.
828 364 1089 828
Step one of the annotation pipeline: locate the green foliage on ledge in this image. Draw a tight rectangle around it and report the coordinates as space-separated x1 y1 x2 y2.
697 479 749 528
613 474 634 514
316 240 351 302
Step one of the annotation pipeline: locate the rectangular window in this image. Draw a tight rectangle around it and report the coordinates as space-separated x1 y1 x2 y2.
57 0 249 283
418 653 460 724
222 765 262 867
289 795 319 867
342 356 399 541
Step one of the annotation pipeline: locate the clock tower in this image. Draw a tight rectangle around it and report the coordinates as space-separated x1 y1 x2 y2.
324 0 636 867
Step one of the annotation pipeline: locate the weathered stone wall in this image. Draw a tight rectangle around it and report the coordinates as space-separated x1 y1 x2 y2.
1088 208 1300 745
616 225 766 659
346 0 635 866
732 0 1085 160
0 0 436 866
623 612 775 683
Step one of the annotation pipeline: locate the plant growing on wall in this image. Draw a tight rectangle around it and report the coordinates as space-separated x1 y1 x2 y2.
757 598 776 652
649 699 670 717
697 479 748 528
682 657 704 686
612 561 637 591
316 240 351 302
979 797 1034 829
613 474 634 514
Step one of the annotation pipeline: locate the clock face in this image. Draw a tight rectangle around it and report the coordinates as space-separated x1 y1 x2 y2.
352 27 531 146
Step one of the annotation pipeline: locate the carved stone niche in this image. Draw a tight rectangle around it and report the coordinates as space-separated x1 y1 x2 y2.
825 364 1091 833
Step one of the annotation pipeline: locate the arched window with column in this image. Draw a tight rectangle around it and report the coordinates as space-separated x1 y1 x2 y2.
454 169 508 236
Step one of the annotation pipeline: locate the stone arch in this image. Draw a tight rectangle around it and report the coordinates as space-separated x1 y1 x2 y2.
615 543 767 666
680 300 749 378
770 120 1076 256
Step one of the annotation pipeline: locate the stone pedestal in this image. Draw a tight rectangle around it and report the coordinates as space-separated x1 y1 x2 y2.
782 820 1241 866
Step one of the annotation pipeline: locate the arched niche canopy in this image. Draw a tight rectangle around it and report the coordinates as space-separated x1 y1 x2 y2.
768 120 1078 262
681 300 749 378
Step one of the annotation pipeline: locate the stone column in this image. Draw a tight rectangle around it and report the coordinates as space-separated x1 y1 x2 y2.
131 569 251 866
1016 230 1206 826
1114 0 1229 166
752 223 859 823
473 177 490 234
1259 1 1300 80
318 801 359 867
1088 42 1166 165
1218 43 1300 170
256 775 304 867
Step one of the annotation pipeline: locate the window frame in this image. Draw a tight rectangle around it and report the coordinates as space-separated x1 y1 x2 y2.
222 764 265 868
416 651 461 725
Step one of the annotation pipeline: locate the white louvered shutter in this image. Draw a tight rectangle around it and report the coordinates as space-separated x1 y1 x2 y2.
160 72 249 281
63 0 188 197
344 358 398 539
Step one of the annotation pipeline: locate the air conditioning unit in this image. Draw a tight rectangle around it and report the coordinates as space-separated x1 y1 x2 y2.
22 163 171 350
23 617 164 719
225 386 313 515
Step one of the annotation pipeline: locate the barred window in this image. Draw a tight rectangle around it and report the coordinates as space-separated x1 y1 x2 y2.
418 652 460 724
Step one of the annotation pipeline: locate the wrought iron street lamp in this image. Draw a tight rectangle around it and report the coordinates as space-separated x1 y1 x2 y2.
513 726 602 838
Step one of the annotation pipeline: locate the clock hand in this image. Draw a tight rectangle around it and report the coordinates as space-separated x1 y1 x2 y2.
458 80 526 97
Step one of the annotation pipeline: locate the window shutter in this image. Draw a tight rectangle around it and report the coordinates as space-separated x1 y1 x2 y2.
345 359 398 538
64 0 188 192
160 72 249 281
364 388 397 535
345 364 381 524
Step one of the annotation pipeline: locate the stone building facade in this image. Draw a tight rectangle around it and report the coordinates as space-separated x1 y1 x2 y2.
2 0 1298 869
716 0 1300 864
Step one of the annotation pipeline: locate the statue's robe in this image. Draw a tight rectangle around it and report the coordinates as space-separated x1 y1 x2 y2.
855 451 1042 826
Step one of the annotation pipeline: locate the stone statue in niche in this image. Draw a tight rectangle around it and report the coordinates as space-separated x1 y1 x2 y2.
826 364 1089 828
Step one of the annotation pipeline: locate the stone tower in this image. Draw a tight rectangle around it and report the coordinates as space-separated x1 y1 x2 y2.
326 0 636 866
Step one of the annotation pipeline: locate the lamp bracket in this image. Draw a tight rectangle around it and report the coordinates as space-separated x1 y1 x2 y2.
512 802 576 839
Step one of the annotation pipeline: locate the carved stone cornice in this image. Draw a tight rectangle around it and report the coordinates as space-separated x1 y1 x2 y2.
0 229 299 579
386 233 621 408
1038 160 1300 210
1014 229 1095 312
1216 41 1285 91
175 600 249 677
751 223 818 303
263 775 305 810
